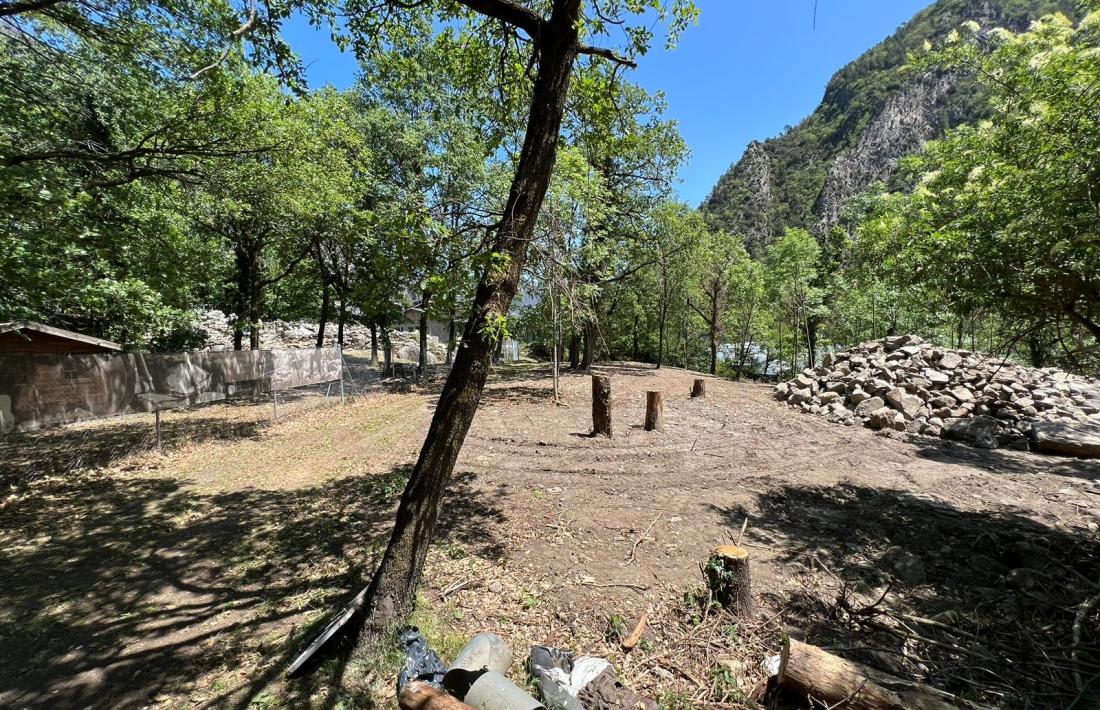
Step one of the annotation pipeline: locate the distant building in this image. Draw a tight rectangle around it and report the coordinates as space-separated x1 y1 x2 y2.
0 321 122 355
394 306 454 342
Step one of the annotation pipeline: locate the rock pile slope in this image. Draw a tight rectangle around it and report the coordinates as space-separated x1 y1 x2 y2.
774 335 1100 454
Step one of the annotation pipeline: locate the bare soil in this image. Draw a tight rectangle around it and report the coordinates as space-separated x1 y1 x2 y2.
2 363 1098 708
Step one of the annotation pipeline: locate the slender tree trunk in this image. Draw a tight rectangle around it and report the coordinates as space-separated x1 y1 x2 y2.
709 296 719 375
232 238 253 351
418 291 431 380
657 302 666 370
446 301 456 366
632 312 640 361
350 0 582 650
337 297 346 347
370 321 379 367
317 282 330 348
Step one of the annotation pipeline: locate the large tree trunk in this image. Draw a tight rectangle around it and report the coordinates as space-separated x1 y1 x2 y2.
568 332 580 369
350 0 582 652
580 320 595 370
317 283 330 348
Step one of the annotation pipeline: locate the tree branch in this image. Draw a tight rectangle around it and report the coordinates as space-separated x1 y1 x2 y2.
0 0 62 17
578 44 636 68
452 0 544 38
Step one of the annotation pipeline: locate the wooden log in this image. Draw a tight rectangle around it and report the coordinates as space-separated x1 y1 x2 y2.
592 374 612 438
691 378 705 398
705 544 752 615
399 681 476 710
644 391 663 431
621 611 649 651
778 639 989 710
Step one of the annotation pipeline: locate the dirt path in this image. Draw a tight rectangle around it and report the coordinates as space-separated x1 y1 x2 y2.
2 363 1097 708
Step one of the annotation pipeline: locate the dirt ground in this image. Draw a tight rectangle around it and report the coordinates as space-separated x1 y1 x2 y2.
2 363 1098 708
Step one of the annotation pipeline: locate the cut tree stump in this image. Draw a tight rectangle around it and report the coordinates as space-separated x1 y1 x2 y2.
691 378 706 398
705 544 752 615
644 391 663 431
399 681 475 710
778 639 990 710
592 374 612 438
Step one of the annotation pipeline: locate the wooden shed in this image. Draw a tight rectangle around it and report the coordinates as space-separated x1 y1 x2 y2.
0 321 122 355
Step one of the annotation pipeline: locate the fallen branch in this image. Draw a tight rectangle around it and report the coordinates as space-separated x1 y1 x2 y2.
625 513 662 565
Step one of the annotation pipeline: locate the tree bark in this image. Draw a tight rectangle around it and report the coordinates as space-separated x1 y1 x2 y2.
691 378 705 398
644 391 663 432
350 0 583 653
568 332 580 369
705 545 752 615
591 374 612 438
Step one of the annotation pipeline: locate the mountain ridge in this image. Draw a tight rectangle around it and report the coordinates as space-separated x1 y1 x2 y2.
699 0 1076 252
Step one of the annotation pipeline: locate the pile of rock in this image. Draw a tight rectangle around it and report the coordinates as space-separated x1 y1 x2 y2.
774 334 1100 454
194 310 448 363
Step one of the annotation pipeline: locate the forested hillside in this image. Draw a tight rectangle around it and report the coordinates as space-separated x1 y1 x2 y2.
701 0 1074 252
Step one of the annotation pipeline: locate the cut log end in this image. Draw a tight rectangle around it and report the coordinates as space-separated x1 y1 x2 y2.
705 545 752 615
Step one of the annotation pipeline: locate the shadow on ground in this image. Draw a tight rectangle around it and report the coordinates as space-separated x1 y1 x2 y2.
714 484 1100 707
0 414 270 487
0 463 505 709
909 435 1100 481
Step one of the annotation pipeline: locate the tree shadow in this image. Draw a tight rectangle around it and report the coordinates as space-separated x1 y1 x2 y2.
0 415 269 488
0 463 504 709
712 484 1100 707
909 435 1100 481
479 384 556 405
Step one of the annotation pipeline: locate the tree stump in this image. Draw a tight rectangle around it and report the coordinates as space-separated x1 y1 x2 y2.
691 378 706 398
778 639 986 710
705 544 752 615
644 391 663 431
592 374 612 438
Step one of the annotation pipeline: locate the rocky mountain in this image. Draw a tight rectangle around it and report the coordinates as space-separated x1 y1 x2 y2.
701 0 1075 253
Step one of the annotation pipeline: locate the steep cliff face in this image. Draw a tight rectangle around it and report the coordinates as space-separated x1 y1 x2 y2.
701 0 1074 251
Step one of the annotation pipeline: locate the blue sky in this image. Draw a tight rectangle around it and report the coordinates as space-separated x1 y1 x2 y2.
280 0 935 206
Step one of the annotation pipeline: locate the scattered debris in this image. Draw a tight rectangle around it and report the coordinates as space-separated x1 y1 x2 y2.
397 627 448 692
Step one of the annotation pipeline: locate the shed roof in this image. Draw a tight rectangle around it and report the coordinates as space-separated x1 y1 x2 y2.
0 321 122 351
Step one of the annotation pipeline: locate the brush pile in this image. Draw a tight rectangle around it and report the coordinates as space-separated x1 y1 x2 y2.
774 335 1100 454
